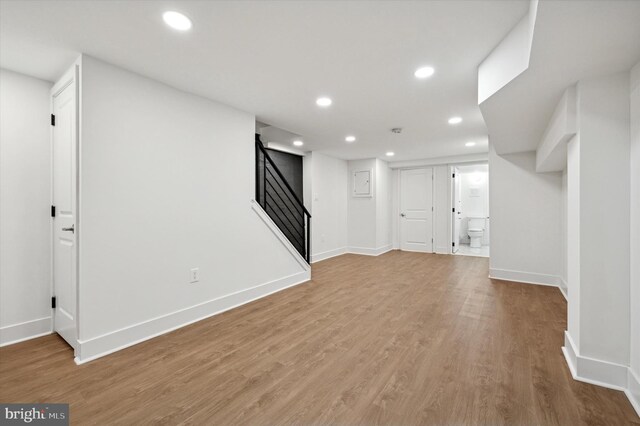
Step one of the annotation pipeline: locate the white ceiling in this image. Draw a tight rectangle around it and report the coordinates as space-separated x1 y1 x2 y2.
480 0 640 156
0 0 530 161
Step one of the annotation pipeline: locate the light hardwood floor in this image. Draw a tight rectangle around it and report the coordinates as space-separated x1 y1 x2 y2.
1 251 638 425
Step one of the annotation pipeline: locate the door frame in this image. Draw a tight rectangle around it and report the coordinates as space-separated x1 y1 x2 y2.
397 167 435 253
448 162 491 255
50 62 81 353
451 165 460 253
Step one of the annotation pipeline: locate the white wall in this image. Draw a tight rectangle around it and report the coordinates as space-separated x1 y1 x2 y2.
560 167 568 295
77 56 308 361
345 158 392 254
630 61 640 406
489 146 562 285
477 0 537 104
347 159 377 250
305 152 348 262
375 160 391 249
566 135 580 346
576 72 630 365
0 69 53 345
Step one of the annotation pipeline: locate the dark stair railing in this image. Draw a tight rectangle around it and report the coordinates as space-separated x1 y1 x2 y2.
255 136 311 263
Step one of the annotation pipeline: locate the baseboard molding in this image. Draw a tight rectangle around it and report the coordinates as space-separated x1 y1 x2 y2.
627 368 640 417
251 200 310 271
75 270 310 364
624 368 640 417
435 245 450 255
347 245 393 256
558 278 568 301
311 247 347 263
563 331 639 417
0 317 52 347
489 268 560 287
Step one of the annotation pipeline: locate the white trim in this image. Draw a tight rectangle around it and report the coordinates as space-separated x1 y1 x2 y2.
347 245 393 256
0 317 52 347
311 247 347 263
558 278 568 301
251 200 310 271
563 331 640 417
75 270 310 364
626 368 640 417
489 268 560 287
435 246 450 254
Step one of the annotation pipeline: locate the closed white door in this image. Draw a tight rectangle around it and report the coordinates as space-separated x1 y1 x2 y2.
51 68 78 350
400 168 433 252
452 167 461 253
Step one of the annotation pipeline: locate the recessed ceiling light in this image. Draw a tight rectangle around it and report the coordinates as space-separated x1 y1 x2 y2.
293 140 304 147
345 136 356 143
448 116 462 125
465 141 476 147
386 151 395 157
163 11 192 31
316 97 332 107
414 66 435 79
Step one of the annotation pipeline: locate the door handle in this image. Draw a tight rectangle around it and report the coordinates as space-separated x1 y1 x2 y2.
62 225 75 233
400 213 406 217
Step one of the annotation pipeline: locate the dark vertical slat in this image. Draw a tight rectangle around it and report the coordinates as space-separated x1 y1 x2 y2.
255 140 259 204
306 214 311 263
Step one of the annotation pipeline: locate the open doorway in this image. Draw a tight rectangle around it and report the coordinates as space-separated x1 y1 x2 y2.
452 163 489 257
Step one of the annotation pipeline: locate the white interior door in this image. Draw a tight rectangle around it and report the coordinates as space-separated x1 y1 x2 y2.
400 168 433 252
452 167 461 253
51 67 78 350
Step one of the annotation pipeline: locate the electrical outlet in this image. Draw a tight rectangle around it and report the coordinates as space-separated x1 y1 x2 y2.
190 268 199 283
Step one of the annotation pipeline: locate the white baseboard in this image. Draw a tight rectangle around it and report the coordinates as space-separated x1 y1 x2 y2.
435 245 450 254
0 317 52 347
562 331 627 389
347 245 393 256
563 331 640 417
489 268 560 287
311 247 347 263
627 368 640 417
75 270 310 364
558 278 568 301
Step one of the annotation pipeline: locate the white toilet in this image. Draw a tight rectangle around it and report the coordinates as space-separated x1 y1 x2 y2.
467 218 485 248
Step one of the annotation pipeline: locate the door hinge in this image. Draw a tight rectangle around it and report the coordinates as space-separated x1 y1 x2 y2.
452 173 455 178
51 114 55 126
452 242 455 247
51 205 56 218
51 296 56 309
452 207 455 213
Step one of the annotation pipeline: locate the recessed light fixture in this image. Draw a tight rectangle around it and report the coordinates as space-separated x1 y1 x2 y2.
163 11 192 31
386 151 395 157
465 141 476 147
448 116 462 125
414 66 435 79
293 140 304 147
316 97 332 107
345 135 356 143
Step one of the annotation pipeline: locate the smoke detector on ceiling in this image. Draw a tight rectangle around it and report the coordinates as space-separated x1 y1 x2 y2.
391 128 402 134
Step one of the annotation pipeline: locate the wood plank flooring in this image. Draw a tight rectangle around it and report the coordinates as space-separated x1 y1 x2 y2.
1 251 638 425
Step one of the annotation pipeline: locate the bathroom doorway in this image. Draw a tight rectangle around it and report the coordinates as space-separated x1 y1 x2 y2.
451 163 490 257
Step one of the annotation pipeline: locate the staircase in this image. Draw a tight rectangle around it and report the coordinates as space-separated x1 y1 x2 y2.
255 135 311 263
